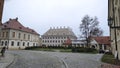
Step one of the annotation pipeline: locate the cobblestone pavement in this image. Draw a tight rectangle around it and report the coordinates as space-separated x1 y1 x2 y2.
35 51 104 68
7 50 65 68
0 53 14 68
7 50 104 68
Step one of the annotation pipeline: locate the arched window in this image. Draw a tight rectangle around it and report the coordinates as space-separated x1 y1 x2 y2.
11 41 14 46
1 41 4 46
23 42 25 46
5 41 7 46
17 42 20 46
27 42 29 47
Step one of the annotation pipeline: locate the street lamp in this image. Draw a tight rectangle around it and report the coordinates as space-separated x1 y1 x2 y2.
108 17 120 28
108 17 113 27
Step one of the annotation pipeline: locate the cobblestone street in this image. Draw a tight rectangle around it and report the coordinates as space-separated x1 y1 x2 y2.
38 51 103 68
7 50 103 68
7 50 65 68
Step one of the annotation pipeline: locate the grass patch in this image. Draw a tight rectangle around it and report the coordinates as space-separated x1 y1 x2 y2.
101 53 120 66
72 47 98 54
101 53 115 64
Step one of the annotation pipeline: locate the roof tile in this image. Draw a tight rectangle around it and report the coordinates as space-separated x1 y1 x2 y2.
2 18 39 35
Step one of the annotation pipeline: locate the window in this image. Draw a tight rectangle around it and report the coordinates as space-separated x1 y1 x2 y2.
2 32 5 37
11 41 14 46
115 0 118 5
12 32 15 38
17 42 20 46
6 32 8 38
104 45 107 50
24 34 26 39
1 41 4 46
27 42 29 47
5 41 7 46
28 35 30 40
18 33 21 39
23 42 25 46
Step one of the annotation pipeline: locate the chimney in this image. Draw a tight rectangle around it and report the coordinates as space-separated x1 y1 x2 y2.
9 18 12 21
16 17 18 21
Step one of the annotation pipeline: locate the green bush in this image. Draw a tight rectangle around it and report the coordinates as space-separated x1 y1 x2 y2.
72 47 97 53
25 46 41 50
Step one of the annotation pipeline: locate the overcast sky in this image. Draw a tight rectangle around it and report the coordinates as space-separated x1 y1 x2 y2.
2 0 109 37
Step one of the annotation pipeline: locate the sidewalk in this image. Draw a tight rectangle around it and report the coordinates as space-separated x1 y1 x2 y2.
0 53 14 68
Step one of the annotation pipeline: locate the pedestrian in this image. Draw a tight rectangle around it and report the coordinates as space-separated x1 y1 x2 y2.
0 47 6 57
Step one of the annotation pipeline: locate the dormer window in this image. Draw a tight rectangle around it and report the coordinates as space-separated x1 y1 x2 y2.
4 25 7 28
32 30 34 32
6 22 9 24
19 27 22 29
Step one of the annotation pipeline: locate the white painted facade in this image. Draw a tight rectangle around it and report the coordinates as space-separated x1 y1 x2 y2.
71 40 86 47
0 18 40 49
42 27 77 46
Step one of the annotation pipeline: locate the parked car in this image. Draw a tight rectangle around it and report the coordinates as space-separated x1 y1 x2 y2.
99 49 105 53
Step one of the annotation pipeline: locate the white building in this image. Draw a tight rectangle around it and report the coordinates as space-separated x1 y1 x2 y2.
90 36 111 51
71 40 86 47
0 18 40 49
42 27 77 46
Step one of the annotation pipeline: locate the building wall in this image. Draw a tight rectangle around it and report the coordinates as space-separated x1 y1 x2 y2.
109 0 120 60
0 0 4 23
42 36 76 46
42 27 77 46
0 29 40 49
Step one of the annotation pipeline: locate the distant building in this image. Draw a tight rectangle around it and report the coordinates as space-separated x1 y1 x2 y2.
0 18 40 49
91 36 111 51
42 27 77 46
71 40 86 47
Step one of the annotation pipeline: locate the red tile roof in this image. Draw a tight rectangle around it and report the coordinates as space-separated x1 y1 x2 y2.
92 36 110 45
2 18 39 35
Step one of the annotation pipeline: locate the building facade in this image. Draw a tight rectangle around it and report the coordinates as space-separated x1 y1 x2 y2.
0 18 40 49
90 36 111 51
42 27 77 46
108 0 120 59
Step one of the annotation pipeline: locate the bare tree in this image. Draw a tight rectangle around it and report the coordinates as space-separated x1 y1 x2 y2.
80 15 103 47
